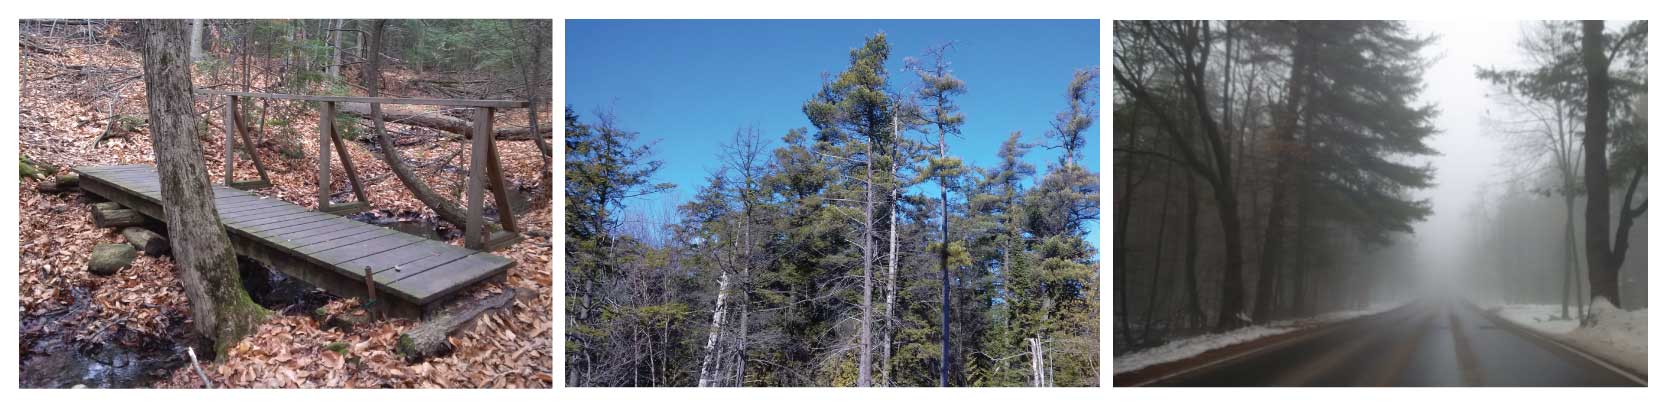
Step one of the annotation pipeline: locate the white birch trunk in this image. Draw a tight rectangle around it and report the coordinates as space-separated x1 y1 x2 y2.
188 19 204 61
697 271 731 387
882 115 899 386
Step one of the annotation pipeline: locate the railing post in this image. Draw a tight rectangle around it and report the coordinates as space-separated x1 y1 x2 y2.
485 116 517 233
466 107 493 249
318 101 335 210
223 95 237 186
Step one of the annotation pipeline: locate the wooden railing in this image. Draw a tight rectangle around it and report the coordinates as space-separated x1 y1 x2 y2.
198 90 531 251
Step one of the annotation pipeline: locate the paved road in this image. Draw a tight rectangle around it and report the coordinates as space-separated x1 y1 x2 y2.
1159 299 1642 386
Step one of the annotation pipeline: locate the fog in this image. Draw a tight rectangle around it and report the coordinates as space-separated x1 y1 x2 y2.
1401 21 1519 297
1405 21 1647 307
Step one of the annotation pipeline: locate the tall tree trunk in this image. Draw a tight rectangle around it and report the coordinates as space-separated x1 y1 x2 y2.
188 19 204 61
882 115 900 387
360 20 473 230
1291 181 1309 317
1568 194 1584 319
1140 162 1175 342
937 120 952 388
697 271 730 387
1561 198 1573 319
859 134 874 388
140 19 268 355
1253 22 1311 323
737 171 754 386
1182 173 1204 329
1580 20 1619 308
1113 104 1145 340
328 19 342 79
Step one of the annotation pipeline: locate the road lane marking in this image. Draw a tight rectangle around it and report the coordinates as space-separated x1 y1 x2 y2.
1368 309 1436 386
1273 305 1425 386
1448 306 1485 386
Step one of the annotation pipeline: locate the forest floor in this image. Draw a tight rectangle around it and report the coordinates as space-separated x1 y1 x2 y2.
1112 301 1406 380
19 35 553 388
1485 300 1648 375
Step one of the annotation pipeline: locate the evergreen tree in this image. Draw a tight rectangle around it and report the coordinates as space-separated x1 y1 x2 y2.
802 32 895 387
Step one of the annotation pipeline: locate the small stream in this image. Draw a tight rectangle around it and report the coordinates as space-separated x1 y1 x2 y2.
20 255 342 388
19 287 201 388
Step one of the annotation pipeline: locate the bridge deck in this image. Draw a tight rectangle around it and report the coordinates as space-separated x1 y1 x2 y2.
73 164 514 318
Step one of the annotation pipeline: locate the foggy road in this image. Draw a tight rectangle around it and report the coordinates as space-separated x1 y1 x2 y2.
1157 300 1644 386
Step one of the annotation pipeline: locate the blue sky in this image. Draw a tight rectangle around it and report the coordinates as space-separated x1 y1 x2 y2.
567 19 1100 251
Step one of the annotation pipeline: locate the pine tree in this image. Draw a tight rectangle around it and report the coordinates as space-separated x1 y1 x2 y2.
802 33 895 387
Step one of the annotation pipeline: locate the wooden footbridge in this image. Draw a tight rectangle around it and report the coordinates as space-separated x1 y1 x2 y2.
74 91 538 318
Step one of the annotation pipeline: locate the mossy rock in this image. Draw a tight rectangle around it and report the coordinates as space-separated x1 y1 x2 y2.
88 243 137 276
279 143 306 159
20 155 57 180
114 114 148 133
324 341 350 355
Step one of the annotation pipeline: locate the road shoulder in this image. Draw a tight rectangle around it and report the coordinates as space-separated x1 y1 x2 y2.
1472 301 1647 385
1113 302 1411 386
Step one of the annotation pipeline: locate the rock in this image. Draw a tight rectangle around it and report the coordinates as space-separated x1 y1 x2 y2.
121 227 169 256
316 309 371 333
88 244 137 276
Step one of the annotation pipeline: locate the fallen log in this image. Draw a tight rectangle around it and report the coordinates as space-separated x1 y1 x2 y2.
337 102 551 141
395 288 520 362
36 173 79 193
121 227 169 256
92 203 144 228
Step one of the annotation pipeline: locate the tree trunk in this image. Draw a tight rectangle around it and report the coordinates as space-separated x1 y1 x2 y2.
336 102 552 140
858 134 874 388
696 271 729 387
1213 183 1247 332
937 122 952 388
1580 20 1619 308
189 19 204 61
1140 163 1175 342
1291 185 1309 317
328 19 342 79
737 171 755 387
1561 198 1573 319
1182 173 1204 329
140 19 268 355
396 288 518 362
1113 111 1142 341
1253 22 1312 323
360 20 473 230
882 116 900 386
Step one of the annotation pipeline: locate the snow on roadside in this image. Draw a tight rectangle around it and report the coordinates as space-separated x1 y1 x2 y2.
1491 304 1579 334
1113 301 1405 375
1566 299 1647 374
1485 299 1647 375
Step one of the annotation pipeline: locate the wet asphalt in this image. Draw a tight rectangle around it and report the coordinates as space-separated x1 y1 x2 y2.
1156 299 1642 387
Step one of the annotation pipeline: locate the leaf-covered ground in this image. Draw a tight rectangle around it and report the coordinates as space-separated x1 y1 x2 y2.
19 34 553 388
